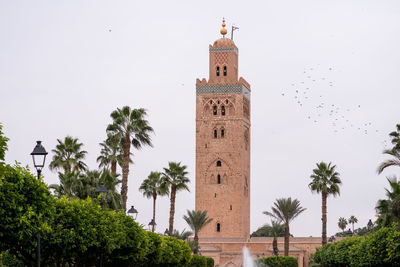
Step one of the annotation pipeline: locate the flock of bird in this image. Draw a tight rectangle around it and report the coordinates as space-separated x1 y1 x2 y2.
281 66 386 145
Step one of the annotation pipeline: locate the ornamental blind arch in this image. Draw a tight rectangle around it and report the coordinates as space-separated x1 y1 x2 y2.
202 98 236 117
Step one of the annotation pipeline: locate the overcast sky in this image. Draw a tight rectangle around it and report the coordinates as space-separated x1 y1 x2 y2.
1 0 399 237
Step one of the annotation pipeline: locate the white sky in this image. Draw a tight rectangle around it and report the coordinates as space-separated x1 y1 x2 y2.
1 0 399 237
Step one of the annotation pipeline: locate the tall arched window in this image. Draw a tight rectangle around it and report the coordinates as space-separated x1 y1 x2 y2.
216 160 221 167
217 223 221 232
217 174 221 184
221 129 225 138
223 66 227 76
214 129 218 138
213 105 217 115
221 106 225 116
216 66 220 76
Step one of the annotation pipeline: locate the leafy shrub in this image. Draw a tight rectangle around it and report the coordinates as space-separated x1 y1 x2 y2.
155 236 191 267
206 256 215 267
312 226 400 267
0 250 24 267
256 256 298 267
188 254 207 267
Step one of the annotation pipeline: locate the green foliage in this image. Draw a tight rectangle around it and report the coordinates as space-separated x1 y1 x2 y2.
312 226 400 266
140 231 162 266
183 209 213 254
155 236 192 267
0 250 24 267
206 256 214 267
0 163 54 265
256 256 298 267
188 254 207 267
0 123 9 162
338 217 348 232
251 221 285 237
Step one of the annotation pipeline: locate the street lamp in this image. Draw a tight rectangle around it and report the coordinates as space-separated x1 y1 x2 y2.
367 219 373 230
30 141 48 267
30 141 48 179
95 183 108 267
164 228 169 236
95 183 108 209
127 205 138 220
148 219 157 232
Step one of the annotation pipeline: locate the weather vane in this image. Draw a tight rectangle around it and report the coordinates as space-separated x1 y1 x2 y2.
231 24 239 40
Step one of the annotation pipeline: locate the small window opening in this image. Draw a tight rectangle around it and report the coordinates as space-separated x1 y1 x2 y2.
225 99 229 104
223 66 227 76
216 160 221 167
230 205 232 210
217 174 221 184
221 129 225 138
213 105 217 115
209 100 213 104
217 100 220 104
217 223 221 232
216 66 220 76
221 106 225 116
214 193 217 198
214 129 218 138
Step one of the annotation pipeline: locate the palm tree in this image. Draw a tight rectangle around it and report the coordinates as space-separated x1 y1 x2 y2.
107 106 154 212
348 215 358 234
309 161 342 245
263 197 306 256
338 217 347 234
139 171 169 232
49 136 88 174
389 124 400 151
172 229 193 240
49 172 79 197
377 149 400 174
376 177 400 227
183 210 213 254
161 161 190 236
269 220 284 256
97 132 123 176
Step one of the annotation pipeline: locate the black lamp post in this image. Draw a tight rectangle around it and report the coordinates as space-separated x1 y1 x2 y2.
127 205 138 220
30 141 48 267
95 183 108 209
367 219 373 230
164 228 169 236
148 219 157 232
95 183 108 267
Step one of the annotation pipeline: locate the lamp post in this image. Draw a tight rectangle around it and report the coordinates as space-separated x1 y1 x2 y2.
30 141 48 267
164 228 169 236
367 219 373 230
148 219 157 232
95 183 108 267
127 205 138 220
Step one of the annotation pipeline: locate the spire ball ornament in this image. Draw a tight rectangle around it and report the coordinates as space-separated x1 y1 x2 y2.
220 17 227 37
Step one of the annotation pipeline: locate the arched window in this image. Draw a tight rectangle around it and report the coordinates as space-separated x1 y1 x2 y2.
221 129 225 138
213 105 217 115
217 223 221 232
216 160 221 167
221 105 225 116
217 174 221 184
223 66 227 76
230 205 232 210
214 129 218 138
216 66 220 76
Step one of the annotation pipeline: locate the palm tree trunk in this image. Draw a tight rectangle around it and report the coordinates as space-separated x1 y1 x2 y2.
352 223 354 234
284 222 289 256
273 236 278 256
168 186 176 235
322 191 327 245
121 133 131 212
194 234 199 254
111 160 117 176
152 193 157 232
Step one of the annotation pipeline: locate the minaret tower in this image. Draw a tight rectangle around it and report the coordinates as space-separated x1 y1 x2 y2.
195 19 251 240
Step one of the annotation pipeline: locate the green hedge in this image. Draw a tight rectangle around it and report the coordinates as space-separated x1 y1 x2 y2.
256 256 298 267
189 254 207 267
312 226 400 266
206 256 215 267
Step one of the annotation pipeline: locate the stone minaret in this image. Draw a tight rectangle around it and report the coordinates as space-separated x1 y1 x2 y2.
195 19 251 240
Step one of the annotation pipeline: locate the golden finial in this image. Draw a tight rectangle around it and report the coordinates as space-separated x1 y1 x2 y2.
220 17 227 37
